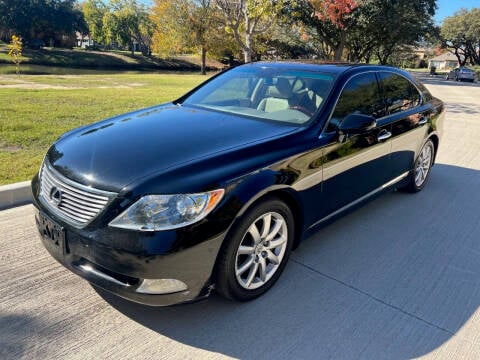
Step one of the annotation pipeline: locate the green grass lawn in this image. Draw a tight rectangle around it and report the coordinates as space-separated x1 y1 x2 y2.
0 72 210 185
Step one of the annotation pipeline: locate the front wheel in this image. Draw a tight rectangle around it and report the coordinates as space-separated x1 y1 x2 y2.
402 139 435 193
215 198 294 301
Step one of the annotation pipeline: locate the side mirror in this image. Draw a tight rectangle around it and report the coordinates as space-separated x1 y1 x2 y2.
338 113 376 135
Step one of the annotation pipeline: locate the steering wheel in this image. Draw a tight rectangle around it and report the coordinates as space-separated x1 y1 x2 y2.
289 105 313 117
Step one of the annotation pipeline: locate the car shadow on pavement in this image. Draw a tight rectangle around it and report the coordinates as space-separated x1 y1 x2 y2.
96 164 480 359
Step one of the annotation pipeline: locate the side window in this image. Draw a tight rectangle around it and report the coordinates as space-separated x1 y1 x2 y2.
327 73 383 131
378 72 421 115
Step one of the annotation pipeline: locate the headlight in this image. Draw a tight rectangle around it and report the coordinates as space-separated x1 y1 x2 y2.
109 189 224 231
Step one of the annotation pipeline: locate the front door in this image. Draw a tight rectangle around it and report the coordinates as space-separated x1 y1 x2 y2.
320 72 392 217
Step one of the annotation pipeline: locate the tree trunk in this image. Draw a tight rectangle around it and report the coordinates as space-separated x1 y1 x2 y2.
454 49 466 66
334 30 346 61
244 32 253 63
377 45 394 65
244 49 252 63
201 46 207 75
131 39 135 56
467 43 479 65
243 11 253 63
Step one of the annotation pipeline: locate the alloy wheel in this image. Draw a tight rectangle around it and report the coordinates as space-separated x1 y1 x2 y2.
414 143 433 187
234 212 288 290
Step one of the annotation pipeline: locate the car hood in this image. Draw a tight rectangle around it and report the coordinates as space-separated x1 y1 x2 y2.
47 104 298 192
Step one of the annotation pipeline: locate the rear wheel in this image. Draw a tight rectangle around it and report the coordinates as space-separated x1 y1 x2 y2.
216 198 294 301
402 139 435 193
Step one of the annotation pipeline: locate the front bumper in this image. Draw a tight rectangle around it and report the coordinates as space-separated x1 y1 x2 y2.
32 190 226 306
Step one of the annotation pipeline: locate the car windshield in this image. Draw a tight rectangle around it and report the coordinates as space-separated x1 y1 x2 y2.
460 68 474 73
181 66 336 125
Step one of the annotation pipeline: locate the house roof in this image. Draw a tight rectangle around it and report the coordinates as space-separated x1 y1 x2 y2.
430 52 461 62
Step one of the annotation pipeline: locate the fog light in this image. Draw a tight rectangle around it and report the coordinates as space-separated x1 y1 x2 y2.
136 279 188 294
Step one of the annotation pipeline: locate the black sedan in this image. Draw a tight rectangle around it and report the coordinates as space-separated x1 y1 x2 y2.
32 62 444 305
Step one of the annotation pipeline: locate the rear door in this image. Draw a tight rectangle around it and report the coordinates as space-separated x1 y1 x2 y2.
377 71 430 179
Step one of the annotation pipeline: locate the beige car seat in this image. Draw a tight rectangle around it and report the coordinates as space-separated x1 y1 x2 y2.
257 78 292 112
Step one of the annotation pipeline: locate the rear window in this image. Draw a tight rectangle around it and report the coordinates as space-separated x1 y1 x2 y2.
378 72 421 115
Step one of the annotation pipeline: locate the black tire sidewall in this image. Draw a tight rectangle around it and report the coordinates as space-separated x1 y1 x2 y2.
217 198 294 301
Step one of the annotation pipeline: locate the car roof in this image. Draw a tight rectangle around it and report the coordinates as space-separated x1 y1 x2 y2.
242 61 406 77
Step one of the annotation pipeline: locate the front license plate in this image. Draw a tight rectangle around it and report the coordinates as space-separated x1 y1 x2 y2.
38 212 66 257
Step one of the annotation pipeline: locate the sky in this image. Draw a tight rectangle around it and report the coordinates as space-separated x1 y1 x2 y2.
434 0 479 23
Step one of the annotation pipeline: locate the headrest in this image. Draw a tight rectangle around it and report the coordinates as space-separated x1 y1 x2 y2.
274 78 292 98
307 79 329 95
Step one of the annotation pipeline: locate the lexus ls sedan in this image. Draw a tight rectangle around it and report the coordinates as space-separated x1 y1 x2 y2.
32 62 444 306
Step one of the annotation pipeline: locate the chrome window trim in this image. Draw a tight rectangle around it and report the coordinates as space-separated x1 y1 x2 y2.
321 69 425 136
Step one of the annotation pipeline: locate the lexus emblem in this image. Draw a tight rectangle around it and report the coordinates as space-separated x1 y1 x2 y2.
49 187 62 206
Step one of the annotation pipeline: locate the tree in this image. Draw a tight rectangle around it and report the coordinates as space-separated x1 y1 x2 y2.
151 0 234 73
102 0 154 56
187 0 215 74
0 0 87 44
215 0 281 63
290 0 436 64
82 0 108 44
310 0 359 60
8 34 22 75
282 0 362 60
441 8 480 66
365 0 436 65
151 0 189 57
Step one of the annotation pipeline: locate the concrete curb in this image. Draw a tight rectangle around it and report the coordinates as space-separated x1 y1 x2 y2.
0 181 32 210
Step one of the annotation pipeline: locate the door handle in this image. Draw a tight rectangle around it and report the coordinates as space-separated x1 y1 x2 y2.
377 130 392 142
418 116 428 125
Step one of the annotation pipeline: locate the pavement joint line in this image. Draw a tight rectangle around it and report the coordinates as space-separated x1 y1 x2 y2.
290 257 454 336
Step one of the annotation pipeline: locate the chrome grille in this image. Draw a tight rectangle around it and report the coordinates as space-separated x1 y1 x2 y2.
39 163 116 227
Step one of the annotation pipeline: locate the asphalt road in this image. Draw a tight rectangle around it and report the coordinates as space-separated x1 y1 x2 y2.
1 75 480 359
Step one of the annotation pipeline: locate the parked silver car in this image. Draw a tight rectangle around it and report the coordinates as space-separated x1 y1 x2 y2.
445 67 476 82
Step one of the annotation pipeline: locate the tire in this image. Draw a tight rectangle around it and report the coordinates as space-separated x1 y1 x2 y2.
215 197 294 301
402 139 435 193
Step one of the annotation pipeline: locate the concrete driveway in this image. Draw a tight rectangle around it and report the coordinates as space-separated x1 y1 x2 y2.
1 77 480 359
